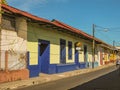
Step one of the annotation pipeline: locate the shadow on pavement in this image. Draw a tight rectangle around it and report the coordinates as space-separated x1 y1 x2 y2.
69 69 120 90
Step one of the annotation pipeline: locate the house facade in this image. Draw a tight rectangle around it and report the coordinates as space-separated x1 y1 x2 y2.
0 4 118 82
27 20 92 76
0 4 29 83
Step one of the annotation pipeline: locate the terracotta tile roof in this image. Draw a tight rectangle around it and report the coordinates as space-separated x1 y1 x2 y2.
51 19 103 43
2 4 52 24
1 4 103 44
52 19 93 38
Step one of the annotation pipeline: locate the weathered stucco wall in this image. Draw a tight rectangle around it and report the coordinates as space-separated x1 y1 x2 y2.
0 17 27 70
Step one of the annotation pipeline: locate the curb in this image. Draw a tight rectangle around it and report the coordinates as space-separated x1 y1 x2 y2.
0 63 115 90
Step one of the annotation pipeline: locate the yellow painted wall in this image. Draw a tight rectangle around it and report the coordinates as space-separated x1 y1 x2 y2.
27 42 38 64
88 46 92 62
110 54 117 61
27 23 93 65
79 52 84 62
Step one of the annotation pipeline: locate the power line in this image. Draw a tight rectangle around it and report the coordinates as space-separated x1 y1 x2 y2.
95 27 114 45
95 25 107 30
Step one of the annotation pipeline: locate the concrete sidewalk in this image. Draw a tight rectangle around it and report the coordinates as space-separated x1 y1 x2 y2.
0 63 115 90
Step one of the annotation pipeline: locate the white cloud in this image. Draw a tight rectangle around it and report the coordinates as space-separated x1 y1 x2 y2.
7 0 70 12
19 0 48 11
7 0 48 12
54 0 69 3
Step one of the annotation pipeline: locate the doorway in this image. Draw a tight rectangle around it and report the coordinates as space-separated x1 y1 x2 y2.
60 39 66 64
84 45 88 67
100 48 103 65
38 39 50 73
75 44 79 64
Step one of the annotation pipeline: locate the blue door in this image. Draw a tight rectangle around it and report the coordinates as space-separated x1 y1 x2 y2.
38 39 50 73
60 39 66 64
75 45 79 64
84 45 88 67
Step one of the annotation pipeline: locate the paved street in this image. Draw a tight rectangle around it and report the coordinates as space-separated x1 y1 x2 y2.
15 65 117 90
70 66 120 90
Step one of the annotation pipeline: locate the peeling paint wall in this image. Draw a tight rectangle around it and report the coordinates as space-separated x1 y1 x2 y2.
0 16 27 70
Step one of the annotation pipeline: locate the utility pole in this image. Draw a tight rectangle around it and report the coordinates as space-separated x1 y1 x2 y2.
92 24 95 68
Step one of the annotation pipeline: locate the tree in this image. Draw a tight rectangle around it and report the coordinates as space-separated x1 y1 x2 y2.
2 0 7 4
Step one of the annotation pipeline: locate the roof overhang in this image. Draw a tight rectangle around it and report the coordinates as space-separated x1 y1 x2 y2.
1 4 111 46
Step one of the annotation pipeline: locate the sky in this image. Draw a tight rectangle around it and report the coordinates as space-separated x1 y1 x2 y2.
6 0 120 46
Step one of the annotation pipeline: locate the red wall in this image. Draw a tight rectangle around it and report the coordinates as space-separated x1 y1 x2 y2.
0 69 29 83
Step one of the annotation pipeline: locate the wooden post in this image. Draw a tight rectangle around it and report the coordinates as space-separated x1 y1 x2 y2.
0 0 2 70
5 51 8 72
0 0 1 23
26 51 29 68
0 0 2 28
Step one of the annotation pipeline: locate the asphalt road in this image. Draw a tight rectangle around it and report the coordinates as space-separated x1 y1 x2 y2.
70 66 120 90
16 65 118 90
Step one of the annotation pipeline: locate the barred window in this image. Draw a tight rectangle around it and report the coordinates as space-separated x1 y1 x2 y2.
1 15 16 30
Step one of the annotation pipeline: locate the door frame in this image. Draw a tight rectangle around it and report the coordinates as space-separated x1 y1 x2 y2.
74 44 79 64
84 45 88 67
38 39 50 73
60 39 66 64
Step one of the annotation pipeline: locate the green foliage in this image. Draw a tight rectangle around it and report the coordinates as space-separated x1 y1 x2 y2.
0 0 8 15
1 0 7 5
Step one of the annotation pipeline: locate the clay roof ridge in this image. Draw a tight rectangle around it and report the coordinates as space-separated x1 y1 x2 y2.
1 4 51 23
52 19 93 39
